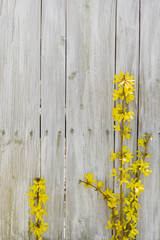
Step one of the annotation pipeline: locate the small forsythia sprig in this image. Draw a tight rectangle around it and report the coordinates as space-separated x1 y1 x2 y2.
79 71 152 240
27 177 49 240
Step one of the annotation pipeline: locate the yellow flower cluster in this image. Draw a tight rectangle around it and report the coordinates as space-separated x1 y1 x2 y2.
112 104 134 123
111 146 134 164
27 178 49 240
80 71 152 240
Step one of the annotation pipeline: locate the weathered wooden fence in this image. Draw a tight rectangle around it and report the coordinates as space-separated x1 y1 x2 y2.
0 0 159 239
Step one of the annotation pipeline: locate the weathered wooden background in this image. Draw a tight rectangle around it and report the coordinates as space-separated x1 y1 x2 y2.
0 0 159 239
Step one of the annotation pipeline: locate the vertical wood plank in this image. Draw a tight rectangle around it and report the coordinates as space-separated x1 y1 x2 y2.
66 0 116 239
137 0 160 239
41 0 65 239
0 0 40 239
115 0 139 192
116 0 139 165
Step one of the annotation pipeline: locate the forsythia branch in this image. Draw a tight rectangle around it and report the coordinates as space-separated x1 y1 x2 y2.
79 71 152 240
27 177 49 240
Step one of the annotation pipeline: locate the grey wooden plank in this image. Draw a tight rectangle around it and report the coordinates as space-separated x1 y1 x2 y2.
111 0 140 238
0 0 40 239
66 0 116 239
137 0 160 239
114 1 139 214
115 0 139 172
41 0 65 239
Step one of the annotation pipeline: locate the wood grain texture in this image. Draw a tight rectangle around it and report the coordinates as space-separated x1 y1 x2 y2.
41 0 65 239
0 1 159 239
137 0 160 239
0 0 40 239
115 0 139 186
66 0 116 239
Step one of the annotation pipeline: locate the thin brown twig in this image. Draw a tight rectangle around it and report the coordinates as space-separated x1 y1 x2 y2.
119 80 125 239
79 180 107 199
36 183 40 240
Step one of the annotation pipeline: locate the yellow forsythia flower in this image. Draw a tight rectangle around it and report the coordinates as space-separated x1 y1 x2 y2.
83 173 96 188
95 181 105 190
113 71 135 86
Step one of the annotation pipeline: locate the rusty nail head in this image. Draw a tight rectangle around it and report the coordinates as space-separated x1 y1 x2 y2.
106 130 109 135
70 128 74 133
2 130 5 135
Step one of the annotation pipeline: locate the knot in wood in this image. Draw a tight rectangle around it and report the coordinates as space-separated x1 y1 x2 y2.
30 130 33 136
88 128 92 133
